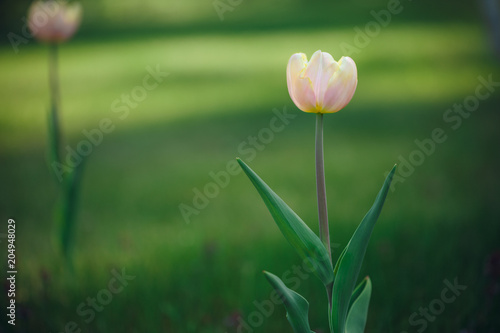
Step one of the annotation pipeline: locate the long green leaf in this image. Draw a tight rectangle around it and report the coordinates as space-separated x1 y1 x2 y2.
345 276 372 333
331 165 396 333
333 245 348 277
263 271 315 333
237 158 334 286
330 244 348 332
59 160 85 264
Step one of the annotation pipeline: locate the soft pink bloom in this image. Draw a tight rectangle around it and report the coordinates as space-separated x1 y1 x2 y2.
287 50 358 113
28 0 82 43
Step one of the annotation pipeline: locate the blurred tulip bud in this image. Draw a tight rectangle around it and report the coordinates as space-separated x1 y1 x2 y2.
28 0 82 43
287 50 357 113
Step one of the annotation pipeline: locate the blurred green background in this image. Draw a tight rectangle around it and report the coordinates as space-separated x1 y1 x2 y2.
1 0 500 332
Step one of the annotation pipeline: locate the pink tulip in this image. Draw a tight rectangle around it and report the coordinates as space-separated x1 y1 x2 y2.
28 0 82 43
287 50 358 113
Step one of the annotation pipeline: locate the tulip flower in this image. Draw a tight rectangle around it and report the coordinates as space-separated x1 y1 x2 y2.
287 51 357 264
236 48 395 333
287 50 357 114
28 0 82 43
28 0 83 267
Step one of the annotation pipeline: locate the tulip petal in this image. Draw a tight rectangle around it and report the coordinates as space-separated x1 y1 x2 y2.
322 57 358 113
286 51 357 114
287 53 316 112
304 51 339 111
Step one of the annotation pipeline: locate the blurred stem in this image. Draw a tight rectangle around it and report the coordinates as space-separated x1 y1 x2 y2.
60 165 82 270
315 113 331 261
49 42 62 165
48 42 77 268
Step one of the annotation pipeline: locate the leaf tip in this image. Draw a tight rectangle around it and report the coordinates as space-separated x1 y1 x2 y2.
236 157 245 168
385 164 397 182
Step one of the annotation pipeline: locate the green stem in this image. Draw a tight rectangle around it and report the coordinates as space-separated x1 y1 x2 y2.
49 43 62 165
315 113 331 261
48 42 76 267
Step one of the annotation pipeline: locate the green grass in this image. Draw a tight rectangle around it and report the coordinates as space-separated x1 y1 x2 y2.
1 14 500 333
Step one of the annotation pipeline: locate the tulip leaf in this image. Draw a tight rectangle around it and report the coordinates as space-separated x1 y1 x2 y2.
345 276 372 333
58 160 85 263
333 245 348 277
329 243 348 332
237 158 334 286
263 271 315 333
47 105 62 179
331 165 396 333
